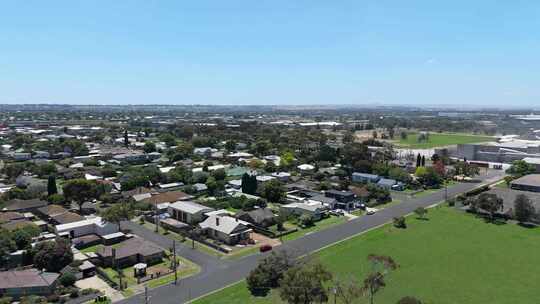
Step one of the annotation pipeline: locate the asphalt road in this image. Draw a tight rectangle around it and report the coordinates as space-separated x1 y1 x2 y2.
119 170 504 304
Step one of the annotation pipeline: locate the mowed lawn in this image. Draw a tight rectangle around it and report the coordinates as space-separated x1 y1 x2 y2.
193 207 540 304
397 133 494 148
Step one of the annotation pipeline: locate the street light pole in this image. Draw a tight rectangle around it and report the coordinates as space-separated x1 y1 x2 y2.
173 240 178 285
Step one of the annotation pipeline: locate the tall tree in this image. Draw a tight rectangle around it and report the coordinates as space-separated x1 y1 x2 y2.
63 179 100 213
362 255 398 304
421 155 426 167
101 201 135 231
334 276 362 304
278 261 333 304
514 194 536 223
47 175 58 196
416 154 421 168
241 173 257 195
261 179 286 203
124 130 129 147
472 193 504 222
33 238 73 272
246 251 295 296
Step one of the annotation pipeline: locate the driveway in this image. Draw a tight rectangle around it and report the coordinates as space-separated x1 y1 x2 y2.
76 276 124 303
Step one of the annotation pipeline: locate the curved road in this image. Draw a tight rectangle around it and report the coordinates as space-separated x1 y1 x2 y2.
120 170 504 304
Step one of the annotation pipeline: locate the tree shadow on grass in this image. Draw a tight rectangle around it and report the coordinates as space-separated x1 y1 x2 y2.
517 222 538 229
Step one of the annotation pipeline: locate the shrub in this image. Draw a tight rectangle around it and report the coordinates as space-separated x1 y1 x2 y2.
393 216 407 229
59 272 76 287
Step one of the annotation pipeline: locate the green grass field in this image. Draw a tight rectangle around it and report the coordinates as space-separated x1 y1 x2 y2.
192 207 540 304
397 133 494 149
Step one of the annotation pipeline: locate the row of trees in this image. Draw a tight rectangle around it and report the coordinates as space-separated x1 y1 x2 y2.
225 191 434 303
246 251 421 304
469 192 538 224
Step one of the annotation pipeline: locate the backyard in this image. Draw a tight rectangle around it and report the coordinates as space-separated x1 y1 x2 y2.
193 206 540 304
396 132 494 149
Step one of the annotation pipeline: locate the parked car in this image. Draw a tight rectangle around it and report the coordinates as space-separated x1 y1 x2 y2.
366 208 378 215
260 244 273 252
329 209 344 216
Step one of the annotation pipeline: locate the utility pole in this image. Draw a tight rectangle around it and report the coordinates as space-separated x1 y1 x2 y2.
113 248 123 291
155 205 159 233
144 286 149 304
173 240 178 285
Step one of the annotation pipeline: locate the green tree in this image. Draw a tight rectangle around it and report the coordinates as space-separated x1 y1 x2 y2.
12 224 40 250
211 168 227 181
334 276 362 304
59 272 77 286
101 202 135 231
506 160 536 177
124 130 129 147
3 163 26 180
143 141 156 153
63 179 99 212
241 173 257 195
0 229 16 268
454 161 480 177
47 175 57 196
278 261 333 304
362 255 398 304
246 251 295 296
299 214 314 227
514 194 536 223
471 193 504 222
261 179 286 203
414 207 427 220
33 238 73 272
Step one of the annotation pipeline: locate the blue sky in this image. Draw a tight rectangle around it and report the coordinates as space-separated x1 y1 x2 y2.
1 1 539 106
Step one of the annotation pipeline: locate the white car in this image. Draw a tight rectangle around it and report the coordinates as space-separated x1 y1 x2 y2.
365 208 378 215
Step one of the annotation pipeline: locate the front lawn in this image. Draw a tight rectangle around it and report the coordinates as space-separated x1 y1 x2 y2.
193 206 540 304
280 215 348 242
397 132 494 149
100 255 199 290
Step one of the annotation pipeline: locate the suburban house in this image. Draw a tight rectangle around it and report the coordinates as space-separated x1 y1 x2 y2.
192 183 208 192
36 204 84 225
2 198 48 213
271 172 291 182
280 201 327 221
157 182 185 192
352 172 381 183
0 269 59 299
0 212 26 224
168 201 214 225
377 178 405 191
199 215 252 245
143 191 193 213
96 237 164 267
12 152 31 161
510 174 540 192
236 208 276 228
55 216 118 238
324 190 355 210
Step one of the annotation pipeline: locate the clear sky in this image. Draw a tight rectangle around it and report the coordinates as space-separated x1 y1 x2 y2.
1 1 539 106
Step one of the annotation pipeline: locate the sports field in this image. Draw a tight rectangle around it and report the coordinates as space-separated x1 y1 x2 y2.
193 207 540 304
397 133 494 149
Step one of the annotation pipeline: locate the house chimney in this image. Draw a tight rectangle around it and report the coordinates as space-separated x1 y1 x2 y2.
216 217 220 226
